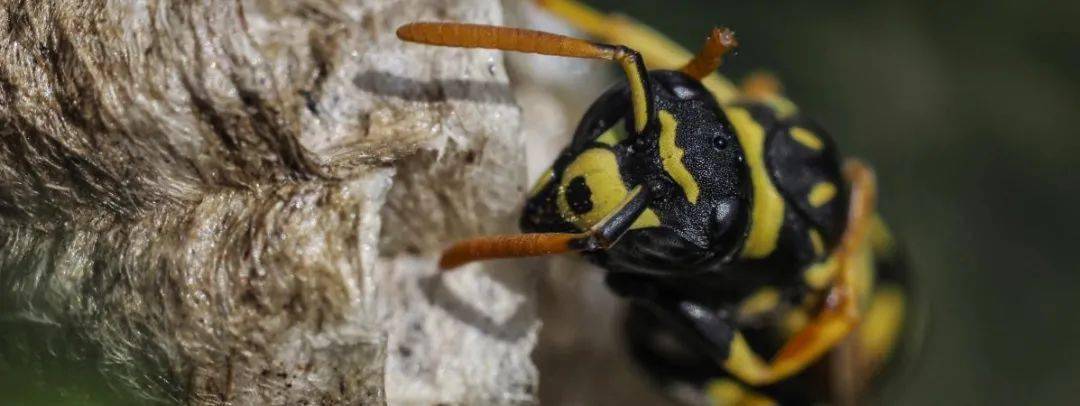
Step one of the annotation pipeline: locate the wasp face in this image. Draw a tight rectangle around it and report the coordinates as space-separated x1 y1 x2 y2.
519 83 634 235
631 71 752 260
521 71 751 273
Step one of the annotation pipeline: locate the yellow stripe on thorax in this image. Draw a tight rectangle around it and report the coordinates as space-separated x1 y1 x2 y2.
702 75 739 106
658 110 700 204
723 107 786 259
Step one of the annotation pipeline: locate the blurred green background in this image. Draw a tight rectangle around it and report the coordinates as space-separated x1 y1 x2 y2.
3 0 1078 404
583 0 1079 404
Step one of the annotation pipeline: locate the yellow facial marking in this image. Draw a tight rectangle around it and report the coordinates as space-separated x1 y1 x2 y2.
528 168 554 197
808 182 837 208
595 120 629 146
859 285 907 366
555 148 660 230
737 288 781 319
557 148 627 229
725 107 786 259
808 229 825 258
789 127 824 150
631 209 661 229
658 110 700 204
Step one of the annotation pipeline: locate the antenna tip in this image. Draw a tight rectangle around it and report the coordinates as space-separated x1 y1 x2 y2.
396 23 416 41
437 253 467 271
714 27 738 48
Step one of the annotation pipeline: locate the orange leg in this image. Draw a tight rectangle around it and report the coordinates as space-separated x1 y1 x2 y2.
723 160 877 386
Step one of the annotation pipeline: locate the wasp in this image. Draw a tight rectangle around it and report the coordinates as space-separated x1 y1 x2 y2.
398 1 910 404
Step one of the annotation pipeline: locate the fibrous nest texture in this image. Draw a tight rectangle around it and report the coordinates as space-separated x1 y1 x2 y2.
0 0 535 404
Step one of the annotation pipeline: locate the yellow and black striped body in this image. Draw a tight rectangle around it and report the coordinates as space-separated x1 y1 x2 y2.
521 70 909 404
622 215 910 405
521 70 849 295
522 71 753 274
393 3 911 403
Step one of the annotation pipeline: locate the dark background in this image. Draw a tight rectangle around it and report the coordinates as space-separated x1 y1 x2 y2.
3 0 1078 404
582 0 1079 404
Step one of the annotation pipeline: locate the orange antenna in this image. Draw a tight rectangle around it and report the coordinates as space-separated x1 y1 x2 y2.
435 185 652 271
438 232 587 270
397 22 655 133
680 27 738 79
398 22 615 60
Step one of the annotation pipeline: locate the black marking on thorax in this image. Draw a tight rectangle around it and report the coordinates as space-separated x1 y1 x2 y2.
736 103 849 252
